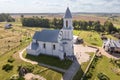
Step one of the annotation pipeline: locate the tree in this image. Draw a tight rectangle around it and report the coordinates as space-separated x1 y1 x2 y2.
93 21 101 31
81 21 88 30
73 20 80 30
2 64 13 72
21 14 24 18
51 18 63 29
88 21 94 30
104 21 117 33
0 13 15 22
22 17 50 28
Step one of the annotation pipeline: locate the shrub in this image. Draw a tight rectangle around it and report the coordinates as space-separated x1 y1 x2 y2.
2 64 13 72
10 74 19 80
85 72 93 78
8 56 15 63
24 65 34 72
97 73 110 80
18 77 25 80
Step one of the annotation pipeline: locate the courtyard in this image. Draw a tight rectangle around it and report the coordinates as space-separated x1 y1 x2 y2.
74 44 97 64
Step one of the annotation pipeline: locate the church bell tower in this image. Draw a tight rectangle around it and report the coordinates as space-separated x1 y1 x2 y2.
58 7 74 58
62 7 73 40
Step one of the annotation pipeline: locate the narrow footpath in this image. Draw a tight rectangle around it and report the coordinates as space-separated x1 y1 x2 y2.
19 48 66 73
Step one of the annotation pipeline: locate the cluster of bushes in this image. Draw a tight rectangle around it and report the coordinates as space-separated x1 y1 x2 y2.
0 13 15 22
110 59 120 68
2 64 13 72
8 56 15 63
23 65 34 72
2 56 15 72
97 73 110 80
85 55 102 79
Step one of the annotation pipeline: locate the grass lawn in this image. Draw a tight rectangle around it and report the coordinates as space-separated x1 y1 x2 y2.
105 34 118 40
74 30 103 47
89 56 120 80
24 52 72 69
73 52 94 80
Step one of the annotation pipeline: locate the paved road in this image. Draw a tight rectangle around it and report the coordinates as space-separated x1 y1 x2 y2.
62 60 80 80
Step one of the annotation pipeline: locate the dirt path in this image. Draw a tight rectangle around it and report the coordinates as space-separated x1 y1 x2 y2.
19 48 66 73
99 47 120 59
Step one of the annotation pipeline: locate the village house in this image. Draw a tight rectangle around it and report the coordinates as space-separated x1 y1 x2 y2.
103 39 120 53
26 7 74 60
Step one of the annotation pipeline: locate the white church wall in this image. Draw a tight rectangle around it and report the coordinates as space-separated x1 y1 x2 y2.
45 42 53 55
38 41 61 58
38 41 46 54
52 43 59 56
64 40 74 56
26 49 37 56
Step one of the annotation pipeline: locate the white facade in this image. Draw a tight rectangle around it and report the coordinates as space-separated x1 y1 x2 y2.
26 7 74 60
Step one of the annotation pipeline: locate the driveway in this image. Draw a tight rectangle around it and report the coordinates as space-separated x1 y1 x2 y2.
74 44 97 64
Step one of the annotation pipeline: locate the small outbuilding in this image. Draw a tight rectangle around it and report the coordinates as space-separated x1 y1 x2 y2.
5 24 12 29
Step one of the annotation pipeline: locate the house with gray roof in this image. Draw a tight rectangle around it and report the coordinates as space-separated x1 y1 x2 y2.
103 39 120 53
26 7 74 60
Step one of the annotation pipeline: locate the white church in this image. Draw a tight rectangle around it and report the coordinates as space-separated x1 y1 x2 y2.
26 7 74 60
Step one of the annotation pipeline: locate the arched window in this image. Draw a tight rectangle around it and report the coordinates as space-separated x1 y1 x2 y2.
66 20 68 27
53 45 55 50
43 43 46 49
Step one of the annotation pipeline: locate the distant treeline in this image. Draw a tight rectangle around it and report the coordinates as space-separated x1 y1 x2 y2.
73 20 117 33
22 17 63 29
0 13 15 22
22 17 118 33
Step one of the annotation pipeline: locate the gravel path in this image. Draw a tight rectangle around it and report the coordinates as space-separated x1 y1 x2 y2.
24 73 46 80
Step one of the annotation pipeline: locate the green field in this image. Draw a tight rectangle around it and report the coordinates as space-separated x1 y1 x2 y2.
74 30 103 47
73 30 117 47
87 56 120 80
0 18 119 80
0 22 63 80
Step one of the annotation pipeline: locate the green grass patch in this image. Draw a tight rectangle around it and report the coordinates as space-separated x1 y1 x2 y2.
73 30 103 47
24 53 72 69
86 56 120 80
0 42 63 80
